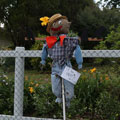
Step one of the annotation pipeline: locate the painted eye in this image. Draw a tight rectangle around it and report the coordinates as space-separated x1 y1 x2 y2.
52 22 56 27
58 20 62 24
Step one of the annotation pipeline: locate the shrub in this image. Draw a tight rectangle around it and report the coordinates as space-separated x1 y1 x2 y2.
30 40 52 71
33 84 62 118
68 30 78 37
68 67 120 119
0 72 14 115
94 25 120 66
0 67 120 119
0 49 15 72
95 91 120 120
74 68 105 118
95 25 120 50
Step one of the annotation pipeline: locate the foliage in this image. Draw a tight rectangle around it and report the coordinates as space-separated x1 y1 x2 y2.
68 30 78 37
66 67 120 119
96 25 120 50
95 91 120 120
1 64 120 119
71 68 105 119
76 6 104 37
75 6 120 37
1 0 120 50
38 33 46 38
94 25 120 65
33 84 62 118
0 58 5 66
1 58 15 72
30 40 42 70
101 8 120 31
30 39 52 71
0 0 96 47
0 72 14 115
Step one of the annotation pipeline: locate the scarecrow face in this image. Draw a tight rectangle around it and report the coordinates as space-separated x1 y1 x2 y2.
49 18 71 36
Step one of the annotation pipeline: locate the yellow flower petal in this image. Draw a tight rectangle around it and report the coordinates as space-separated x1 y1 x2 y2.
40 16 49 26
40 16 49 21
90 68 96 73
29 87 34 93
41 22 47 26
44 16 49 20
40 17 45 21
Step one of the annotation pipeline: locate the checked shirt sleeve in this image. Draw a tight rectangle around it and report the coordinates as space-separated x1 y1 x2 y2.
64 36 83 69
74 45 83 69
40 44 48 65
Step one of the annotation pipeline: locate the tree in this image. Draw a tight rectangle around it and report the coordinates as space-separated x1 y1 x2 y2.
94 24 120 66
0 0 60 48
0 0 97 49
95 25 120 50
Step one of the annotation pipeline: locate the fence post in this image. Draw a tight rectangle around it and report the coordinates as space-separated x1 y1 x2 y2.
14 47 25 116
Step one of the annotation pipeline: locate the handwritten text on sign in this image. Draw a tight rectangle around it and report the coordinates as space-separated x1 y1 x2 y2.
61 66 81 85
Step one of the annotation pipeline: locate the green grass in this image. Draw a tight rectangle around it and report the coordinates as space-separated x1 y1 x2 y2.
24 70 51 84
0 63 119 82
0 69 51 84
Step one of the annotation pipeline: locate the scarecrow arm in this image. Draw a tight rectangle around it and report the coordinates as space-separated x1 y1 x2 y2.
74 45 83 69
40 44 48 65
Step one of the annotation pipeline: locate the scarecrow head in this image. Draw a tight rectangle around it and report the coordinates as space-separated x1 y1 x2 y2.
40 13 71 36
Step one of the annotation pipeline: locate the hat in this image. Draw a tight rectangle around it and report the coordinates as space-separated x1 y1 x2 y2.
46 13 67 32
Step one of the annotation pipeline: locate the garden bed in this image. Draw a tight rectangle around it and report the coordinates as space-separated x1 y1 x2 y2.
0 63 120 120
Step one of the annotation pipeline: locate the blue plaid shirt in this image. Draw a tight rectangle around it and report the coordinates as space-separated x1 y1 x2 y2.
41 35 83 68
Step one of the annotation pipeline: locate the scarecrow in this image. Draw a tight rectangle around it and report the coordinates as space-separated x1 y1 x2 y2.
40 13 83 108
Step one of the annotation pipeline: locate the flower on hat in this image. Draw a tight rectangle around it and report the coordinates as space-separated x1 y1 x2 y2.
40 16 49 26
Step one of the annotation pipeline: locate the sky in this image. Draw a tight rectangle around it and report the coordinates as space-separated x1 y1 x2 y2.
94 0 108 6
94 0 100 3
0 23 4 28
94 0 106 9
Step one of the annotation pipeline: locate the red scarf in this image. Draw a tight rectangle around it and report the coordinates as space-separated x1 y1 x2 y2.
46 35 66 48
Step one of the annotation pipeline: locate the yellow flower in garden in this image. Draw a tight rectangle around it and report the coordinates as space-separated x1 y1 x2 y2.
29 87 34 93
35 83 39 87
40 16 49 26
90 68 96 73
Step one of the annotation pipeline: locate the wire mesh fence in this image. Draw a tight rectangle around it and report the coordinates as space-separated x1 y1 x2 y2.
0 47 120 120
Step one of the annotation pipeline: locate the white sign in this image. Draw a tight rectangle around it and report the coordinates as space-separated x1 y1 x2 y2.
61 66 81 85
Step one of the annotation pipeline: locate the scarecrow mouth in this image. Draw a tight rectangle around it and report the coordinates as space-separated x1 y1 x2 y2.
51 26 62 31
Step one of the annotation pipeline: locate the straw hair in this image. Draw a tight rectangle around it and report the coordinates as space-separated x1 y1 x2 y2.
47 13 67 32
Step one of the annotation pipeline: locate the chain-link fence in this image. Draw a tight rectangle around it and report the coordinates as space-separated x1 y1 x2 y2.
0 47 120 120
